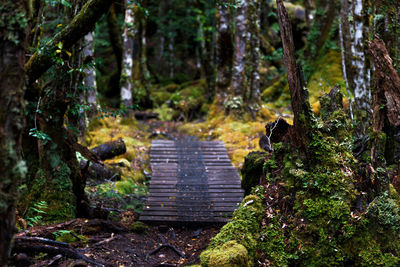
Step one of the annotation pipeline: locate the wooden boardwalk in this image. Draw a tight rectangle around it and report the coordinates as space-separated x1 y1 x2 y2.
139 138 244 223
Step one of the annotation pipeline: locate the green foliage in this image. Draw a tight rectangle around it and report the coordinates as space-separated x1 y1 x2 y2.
28 128 52 145
26 201 48 227
0 3 27 44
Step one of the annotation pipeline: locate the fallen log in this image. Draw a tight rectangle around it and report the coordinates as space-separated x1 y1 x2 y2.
80 161 121 181
91 138 126 161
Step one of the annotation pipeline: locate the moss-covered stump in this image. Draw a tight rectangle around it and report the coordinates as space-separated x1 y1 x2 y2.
241 152 267 195
254 91 400 266
200 195 264 266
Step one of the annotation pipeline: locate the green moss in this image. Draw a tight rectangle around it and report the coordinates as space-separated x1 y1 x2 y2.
55 231 88 244
241 152 267 195
130 221 149 234
200 195 263 266
261 76 287 103
200 240 250 267
307 50 345 105
151 91 171 106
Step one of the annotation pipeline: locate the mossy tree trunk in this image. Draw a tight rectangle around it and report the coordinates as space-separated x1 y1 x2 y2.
215 2 233 105
25 0 117 83
276 0 314 153
0 1 27 264
22 0 116 221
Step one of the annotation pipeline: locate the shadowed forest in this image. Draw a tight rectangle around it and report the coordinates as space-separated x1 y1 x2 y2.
1 0 400 266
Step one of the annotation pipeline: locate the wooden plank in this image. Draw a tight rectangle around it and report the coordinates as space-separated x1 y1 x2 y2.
146 196 243 202
142 205 237 211
149 192 244 198
148 188 244 193
139 216 230 222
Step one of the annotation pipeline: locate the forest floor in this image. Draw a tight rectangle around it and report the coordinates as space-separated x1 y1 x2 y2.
14 111 271 267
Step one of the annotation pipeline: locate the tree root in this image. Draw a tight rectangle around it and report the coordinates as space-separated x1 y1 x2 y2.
12 243 105 267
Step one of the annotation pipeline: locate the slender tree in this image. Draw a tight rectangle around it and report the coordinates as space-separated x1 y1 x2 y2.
246 0 262 117
0 1 27 264
121 0 137 108
83 32 98 118
229 0 248 115
215 2 233 104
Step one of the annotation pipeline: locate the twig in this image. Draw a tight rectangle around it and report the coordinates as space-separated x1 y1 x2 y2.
94 233 115 246
14 237 69 248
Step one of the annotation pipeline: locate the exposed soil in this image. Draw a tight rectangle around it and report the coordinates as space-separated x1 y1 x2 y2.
12 218 221 266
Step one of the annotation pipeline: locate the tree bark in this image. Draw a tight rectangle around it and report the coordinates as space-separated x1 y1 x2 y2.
25 0 117 83
215 3 233 104
229 0 248 115
107 3 123 77
83 32 98 118
276 0 313 150
247 0 262 117
369 37 400 171
0 1 27 264
120 0 136 108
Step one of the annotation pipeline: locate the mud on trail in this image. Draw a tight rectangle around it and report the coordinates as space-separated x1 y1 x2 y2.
13 217 221 266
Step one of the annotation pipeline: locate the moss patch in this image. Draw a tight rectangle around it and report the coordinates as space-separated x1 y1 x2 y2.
130 221 149 234
200 195 264 266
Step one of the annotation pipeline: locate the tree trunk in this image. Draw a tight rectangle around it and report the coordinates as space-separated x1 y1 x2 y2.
339 0 354 119
276 0 313 151
369 37 400 172
107 3 123 77
215 3 233 104
0 2 27 264
25 0 117 84
120 0 136 108
83 32 98 118
247 0 262 117
229 0 248 115
304 0 339 59
350 0 370 111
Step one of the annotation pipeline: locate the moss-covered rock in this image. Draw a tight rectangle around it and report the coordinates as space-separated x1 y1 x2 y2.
241 152 267 195
200 195 264 266
200 240 250 267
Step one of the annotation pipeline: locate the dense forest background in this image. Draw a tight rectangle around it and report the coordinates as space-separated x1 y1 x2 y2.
1 0 400 266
